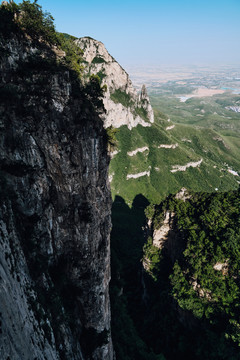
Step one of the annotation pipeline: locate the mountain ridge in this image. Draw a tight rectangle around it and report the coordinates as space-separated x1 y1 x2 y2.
76 36 154 129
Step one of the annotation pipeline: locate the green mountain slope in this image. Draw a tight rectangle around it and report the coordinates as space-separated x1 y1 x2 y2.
150 91 240 136
76 34 240 206
77 36 240 359
141 189 240 359
110 112 240 204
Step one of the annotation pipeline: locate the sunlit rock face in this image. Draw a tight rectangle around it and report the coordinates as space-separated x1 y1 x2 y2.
0 34 113 360
76 37 154 130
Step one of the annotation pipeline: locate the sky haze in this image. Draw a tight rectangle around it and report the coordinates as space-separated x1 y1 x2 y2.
16 0 240 67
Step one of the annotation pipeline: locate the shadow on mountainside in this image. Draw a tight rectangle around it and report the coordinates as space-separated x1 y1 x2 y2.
110 194 184 360
110 195 205 360
110 191 240 360
110 194 166 360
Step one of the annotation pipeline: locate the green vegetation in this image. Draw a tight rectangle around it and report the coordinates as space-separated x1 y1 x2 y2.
0 0 58 44
109 89 151 122
144 203 155 220
109 61 240 360
143 237 162 281
0 0 108 117
92 56 106 64
96 70 107 82
60 32 77 41
17 0 57 43
110 89 133 107
106 126 118 150
169 191 240 326
83 74 105 110
111 189 240 359
56 32 84 76
140 189 240 359
149 90 240 138
109 86 240 358
111 195 166 360
0 1 85 77
3 2 240 358
135 106 149 121
109 117 239 205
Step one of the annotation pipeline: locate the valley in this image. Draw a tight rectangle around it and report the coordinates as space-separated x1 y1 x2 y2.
109 65 240 204
128 64 240 134
109 64 240 360
1 2 240 358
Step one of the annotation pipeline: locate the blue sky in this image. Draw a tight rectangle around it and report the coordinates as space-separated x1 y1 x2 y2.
17 0 240 67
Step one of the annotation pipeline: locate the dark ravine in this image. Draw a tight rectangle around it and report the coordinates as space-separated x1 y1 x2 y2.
0 31 113 359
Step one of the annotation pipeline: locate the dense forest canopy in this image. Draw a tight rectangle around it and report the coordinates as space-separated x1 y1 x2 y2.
141 188 240 359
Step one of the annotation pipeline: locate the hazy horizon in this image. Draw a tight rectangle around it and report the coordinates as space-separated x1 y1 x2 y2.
15 0 240 68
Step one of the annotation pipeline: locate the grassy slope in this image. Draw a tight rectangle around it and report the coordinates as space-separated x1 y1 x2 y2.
110 113 240 205
110 107 240 358
110 82 240 359
149 92 240 129
150 92 240 149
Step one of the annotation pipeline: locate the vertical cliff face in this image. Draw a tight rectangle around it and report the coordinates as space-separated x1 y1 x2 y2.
0 33 113 359
75 37 154 129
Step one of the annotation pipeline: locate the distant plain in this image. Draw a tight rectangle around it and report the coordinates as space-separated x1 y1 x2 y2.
110 65 240 204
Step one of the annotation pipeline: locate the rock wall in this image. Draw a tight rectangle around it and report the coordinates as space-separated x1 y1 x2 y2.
152 210 185 263
76 37 154 129
0 34 113 359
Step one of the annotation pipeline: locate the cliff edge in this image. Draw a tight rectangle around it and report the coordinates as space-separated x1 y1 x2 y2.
0 21 113 360
76 37 154 130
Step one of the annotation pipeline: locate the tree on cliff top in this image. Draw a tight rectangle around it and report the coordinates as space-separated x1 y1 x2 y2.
18 0 57 43
0 0 57 44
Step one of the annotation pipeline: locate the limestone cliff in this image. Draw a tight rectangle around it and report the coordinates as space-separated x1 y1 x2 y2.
0 33 113 359
144 190 190 267
75 37 154 130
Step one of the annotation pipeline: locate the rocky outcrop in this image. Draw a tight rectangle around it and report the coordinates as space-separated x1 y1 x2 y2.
138 84 154 123
126 170 150 180
151 210 184 263
170 159 203 173
75 37 154 129
0 34 113 359
175 187 191 201
153 211 174 249
151 202 187 263
127 146 149 157
158 143 178 149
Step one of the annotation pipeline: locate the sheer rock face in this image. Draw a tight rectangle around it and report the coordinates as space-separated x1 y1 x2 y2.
0 35 113 360
75 37 154 129
139 84 154 123
152 211 186 264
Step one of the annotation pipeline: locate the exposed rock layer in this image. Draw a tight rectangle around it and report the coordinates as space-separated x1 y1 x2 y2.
0 34 113 359
76 37 154 129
